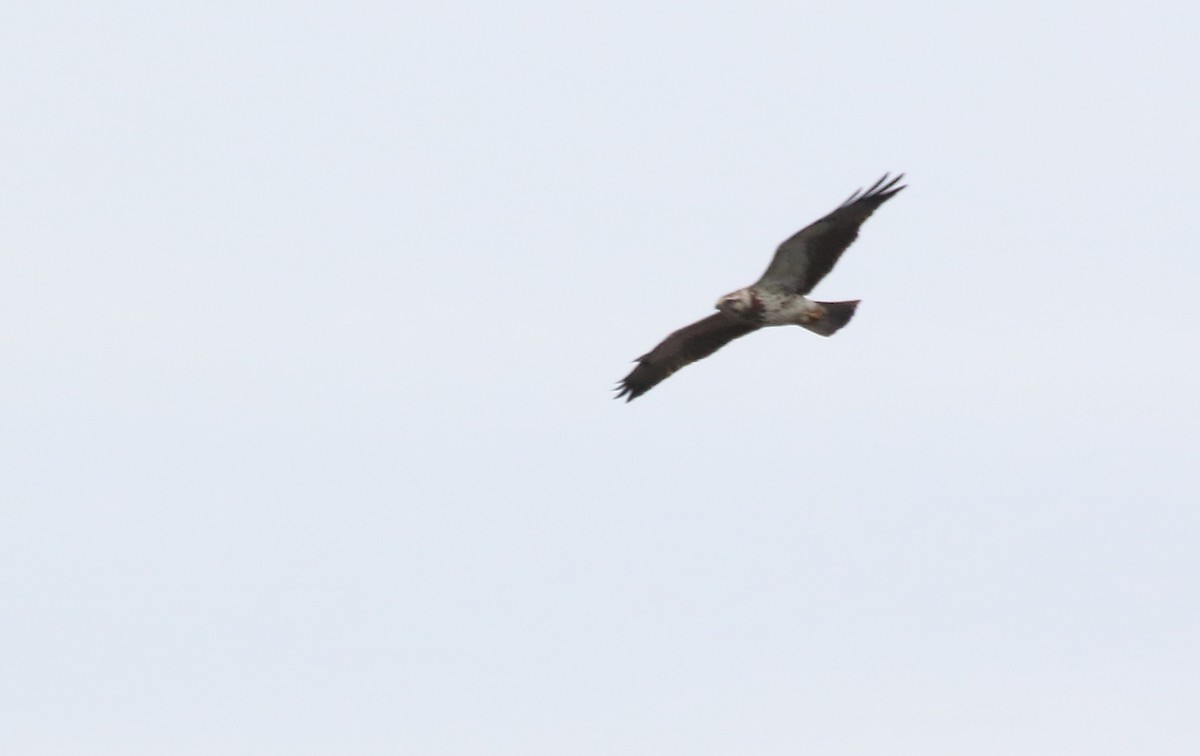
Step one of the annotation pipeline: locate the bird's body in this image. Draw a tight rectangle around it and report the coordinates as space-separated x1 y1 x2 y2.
753 289 822 326
716 285 851 330
616 174 905 401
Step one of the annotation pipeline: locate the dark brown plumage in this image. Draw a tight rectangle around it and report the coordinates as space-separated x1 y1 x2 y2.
616 314 760 402
755 173 906 295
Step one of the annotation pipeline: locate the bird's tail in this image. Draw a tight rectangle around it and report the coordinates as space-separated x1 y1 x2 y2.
801 300 860 337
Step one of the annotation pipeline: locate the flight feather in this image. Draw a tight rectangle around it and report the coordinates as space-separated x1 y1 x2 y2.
756 173 905 294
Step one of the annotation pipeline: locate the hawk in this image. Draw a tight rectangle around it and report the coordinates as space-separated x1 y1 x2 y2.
616 173 906 401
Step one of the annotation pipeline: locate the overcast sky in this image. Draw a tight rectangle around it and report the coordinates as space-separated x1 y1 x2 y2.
4 2 1199 754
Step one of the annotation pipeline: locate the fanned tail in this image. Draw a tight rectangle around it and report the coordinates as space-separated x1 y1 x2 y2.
801 300 859 337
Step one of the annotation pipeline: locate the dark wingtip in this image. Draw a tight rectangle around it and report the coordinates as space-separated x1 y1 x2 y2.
871 172 906 197
840 172 907 207
614 381 640 402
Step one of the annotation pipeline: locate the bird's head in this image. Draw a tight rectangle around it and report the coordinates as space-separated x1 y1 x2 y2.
715 288 761 322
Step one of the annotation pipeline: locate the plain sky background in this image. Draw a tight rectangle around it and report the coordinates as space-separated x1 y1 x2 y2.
4 1 1199 754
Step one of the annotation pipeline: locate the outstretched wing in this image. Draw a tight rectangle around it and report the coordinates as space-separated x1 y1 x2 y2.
616 313 760 401
756 173 905 294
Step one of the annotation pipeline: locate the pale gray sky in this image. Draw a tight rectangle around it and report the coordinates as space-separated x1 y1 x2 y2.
4 2 1199 754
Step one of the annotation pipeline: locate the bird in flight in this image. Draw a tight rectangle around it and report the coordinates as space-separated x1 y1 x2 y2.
616 173 906 401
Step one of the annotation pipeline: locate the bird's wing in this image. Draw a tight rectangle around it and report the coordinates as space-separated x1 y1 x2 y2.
616 313 760 401
755 173 905 295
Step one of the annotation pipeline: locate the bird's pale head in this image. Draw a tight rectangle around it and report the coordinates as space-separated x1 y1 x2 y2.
715 287 762 322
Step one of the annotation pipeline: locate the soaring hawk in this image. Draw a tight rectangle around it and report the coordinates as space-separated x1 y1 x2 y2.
616 174 905 401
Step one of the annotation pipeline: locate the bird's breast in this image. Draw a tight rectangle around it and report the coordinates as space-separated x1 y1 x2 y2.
757 290 819 326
